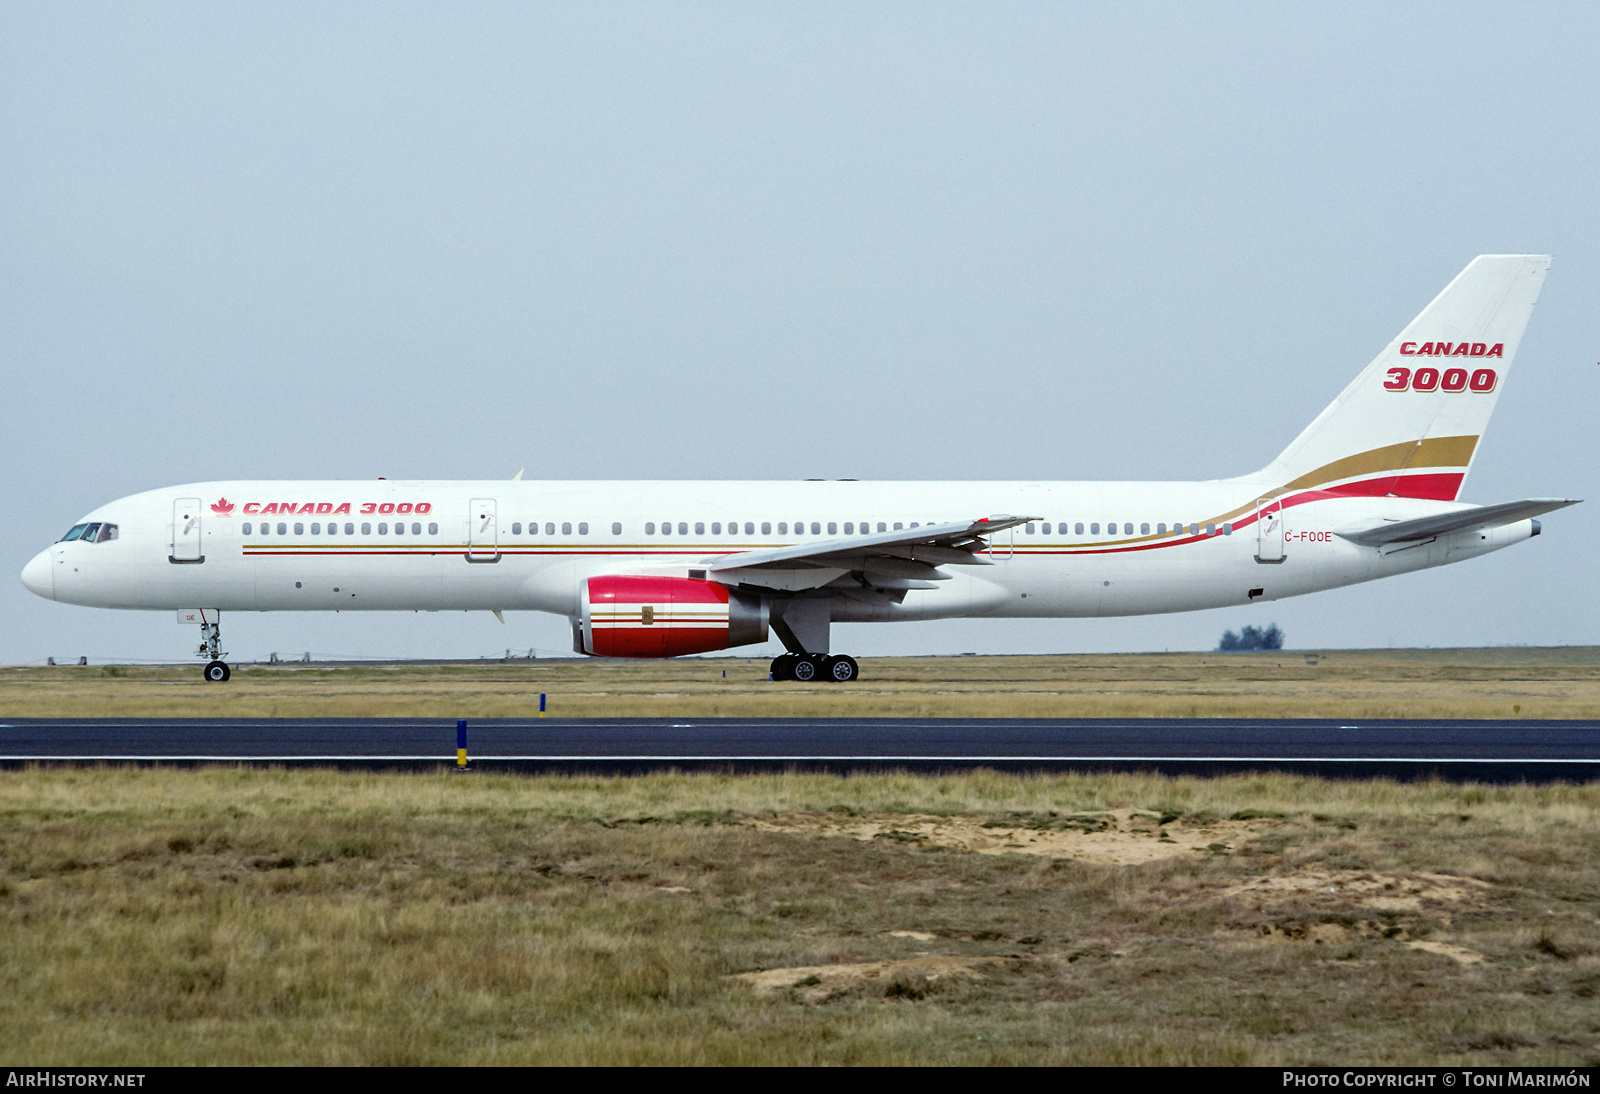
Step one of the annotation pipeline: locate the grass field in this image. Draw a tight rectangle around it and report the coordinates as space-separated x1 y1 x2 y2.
5 646 1600 719
2 766 1597 1065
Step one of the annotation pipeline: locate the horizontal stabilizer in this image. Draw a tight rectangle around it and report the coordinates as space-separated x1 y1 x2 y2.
1335 498 1580 547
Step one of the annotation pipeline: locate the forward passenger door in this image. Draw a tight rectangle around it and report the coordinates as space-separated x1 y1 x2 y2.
171 498 203 563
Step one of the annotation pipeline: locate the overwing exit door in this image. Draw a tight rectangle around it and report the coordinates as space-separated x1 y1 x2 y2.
990 526 1014 560
1255 498 1285 564
467 498 499 562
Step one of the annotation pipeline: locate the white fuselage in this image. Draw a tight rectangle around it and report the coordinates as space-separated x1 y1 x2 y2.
23 477 1533 628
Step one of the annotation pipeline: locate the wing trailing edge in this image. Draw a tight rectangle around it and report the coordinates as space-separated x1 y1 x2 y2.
707 515 1035 574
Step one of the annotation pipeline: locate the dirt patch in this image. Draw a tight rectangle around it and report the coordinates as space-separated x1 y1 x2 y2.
729 954 1018 1004
1257 922 1485 965
1217 869 1493 913
744 809 1271 865
1234 869 1493 965
1406 940 1485 965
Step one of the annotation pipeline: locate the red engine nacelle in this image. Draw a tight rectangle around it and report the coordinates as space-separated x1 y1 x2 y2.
578 575 769 657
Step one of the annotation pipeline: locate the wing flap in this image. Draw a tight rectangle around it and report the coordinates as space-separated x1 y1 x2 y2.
1335 498 1580 547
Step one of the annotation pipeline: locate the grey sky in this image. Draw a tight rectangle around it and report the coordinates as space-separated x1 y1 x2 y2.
4 3 1597 664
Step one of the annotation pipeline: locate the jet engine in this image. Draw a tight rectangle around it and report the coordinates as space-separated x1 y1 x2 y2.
578 575 768 657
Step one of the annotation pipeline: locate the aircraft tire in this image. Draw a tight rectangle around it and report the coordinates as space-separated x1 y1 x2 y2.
826 655 859 683
770 654 795 681
203 660 231 683
790 655 820 682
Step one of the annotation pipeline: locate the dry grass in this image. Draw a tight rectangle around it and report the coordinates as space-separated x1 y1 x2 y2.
6 646 1600 719
2 766 1598 1065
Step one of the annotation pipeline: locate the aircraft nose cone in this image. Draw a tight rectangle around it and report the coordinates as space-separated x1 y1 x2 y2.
21 549 54 600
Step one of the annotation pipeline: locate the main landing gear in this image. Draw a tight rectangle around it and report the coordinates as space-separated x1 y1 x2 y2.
770 653 859 683
195 612 231 682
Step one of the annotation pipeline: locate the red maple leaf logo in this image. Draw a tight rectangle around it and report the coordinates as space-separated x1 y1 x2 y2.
210 497 236 515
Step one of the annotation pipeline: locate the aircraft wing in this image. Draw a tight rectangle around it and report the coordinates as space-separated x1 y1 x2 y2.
1334 498 1580 547
708 515 1038 590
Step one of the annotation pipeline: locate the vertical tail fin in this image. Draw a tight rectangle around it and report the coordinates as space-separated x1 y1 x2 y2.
1255 255 1550 500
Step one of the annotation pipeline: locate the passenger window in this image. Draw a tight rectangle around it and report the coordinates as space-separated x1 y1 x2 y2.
811 522 821 535
1122 523 1131 535
511 522 522 535
893 522 903 530
347 523 356 535
1025 523 1035 535
243 523 253 535
843 522 853 534
746 522 756 535
1223 523 1232 535
562 522 572 535
1090 523 1100 535
277 523 288 535
579 523 589 535
428 523 438 535
1075 523 1084 535
645 522 655 534
311 523 320 534
827 522 837 535
394 523 404 536
1206 523 1216 535
291 522 301 535
676 522 686 535
378 523 388 535
612 522 622 535
361 522 371 535
1157 523 1166 534
777 523 787 535
695 522 705 535
711 522 721 534
544 523 554 535
1141 523 1150 535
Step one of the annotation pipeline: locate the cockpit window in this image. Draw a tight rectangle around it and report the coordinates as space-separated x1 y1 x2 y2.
58 523 118 543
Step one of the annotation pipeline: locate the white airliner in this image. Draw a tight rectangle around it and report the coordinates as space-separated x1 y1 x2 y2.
21 255 1577 683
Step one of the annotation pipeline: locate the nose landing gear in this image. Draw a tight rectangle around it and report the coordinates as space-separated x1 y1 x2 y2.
194 611 231 683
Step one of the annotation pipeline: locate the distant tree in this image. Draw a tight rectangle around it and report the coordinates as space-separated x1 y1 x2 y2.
1218 623 1284 651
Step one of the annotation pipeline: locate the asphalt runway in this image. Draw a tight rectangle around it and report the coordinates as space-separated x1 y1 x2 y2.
2 717 1598 782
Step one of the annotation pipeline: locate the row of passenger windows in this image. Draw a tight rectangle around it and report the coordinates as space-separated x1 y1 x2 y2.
1022 522 1233 537
238 519 1236 540
640 521 927 536
244 522 440 536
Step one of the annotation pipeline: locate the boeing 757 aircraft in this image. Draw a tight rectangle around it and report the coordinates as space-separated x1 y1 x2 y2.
21 255 1577 682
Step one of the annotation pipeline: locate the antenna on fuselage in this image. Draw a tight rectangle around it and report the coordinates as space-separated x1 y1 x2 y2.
511 467 524 481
